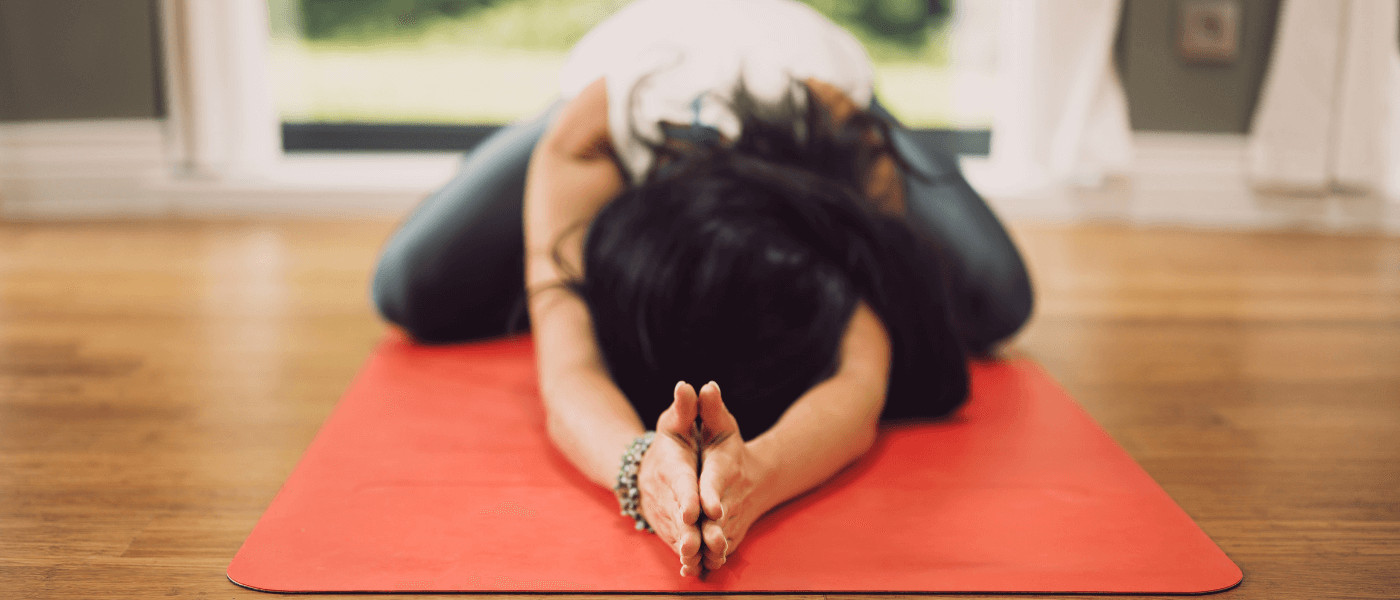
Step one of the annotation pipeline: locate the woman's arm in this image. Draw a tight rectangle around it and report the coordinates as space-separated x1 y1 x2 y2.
523 77 639 487
523 78 707 574
693 299 892 570
528 76 900 574
746 299 891 505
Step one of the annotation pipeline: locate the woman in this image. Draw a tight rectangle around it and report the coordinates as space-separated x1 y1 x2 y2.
372 0 1032 578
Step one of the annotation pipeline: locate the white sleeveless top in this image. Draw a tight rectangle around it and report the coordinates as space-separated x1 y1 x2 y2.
558 0 875 184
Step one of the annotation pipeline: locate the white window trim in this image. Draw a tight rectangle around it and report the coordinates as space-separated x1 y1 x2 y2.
156 0 460 205
161 0 279 178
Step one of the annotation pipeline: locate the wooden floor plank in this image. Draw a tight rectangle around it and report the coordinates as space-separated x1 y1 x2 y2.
1 220 1396 598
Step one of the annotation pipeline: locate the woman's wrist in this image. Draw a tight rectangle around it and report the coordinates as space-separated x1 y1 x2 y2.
741 406 876 517
740 437 784 516
544 410 646 489
614 431 657 531
538 364 649 489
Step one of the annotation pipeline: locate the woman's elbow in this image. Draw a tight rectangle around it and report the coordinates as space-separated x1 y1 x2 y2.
959 261 1034 355
855 420 880 459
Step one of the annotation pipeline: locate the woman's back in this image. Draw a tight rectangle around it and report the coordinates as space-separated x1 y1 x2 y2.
558 0 876 184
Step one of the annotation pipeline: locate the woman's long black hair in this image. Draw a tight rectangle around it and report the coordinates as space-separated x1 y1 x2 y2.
555 74 969 438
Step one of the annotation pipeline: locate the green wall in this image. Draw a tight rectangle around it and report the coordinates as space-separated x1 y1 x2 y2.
1117 0 1280 133
0 0 164 121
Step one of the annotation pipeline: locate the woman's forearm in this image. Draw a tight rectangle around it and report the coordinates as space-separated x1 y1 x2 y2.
743 301 891 515
521 75 640 490
540 361 647 488
743 371 885 514
529 278 647 489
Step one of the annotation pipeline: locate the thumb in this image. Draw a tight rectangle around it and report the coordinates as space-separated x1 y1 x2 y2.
699 460 726 521
658 381 698 437
698 381 739 443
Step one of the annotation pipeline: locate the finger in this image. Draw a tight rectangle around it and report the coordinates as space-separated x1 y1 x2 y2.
640 477 677 543
703 553 725 571
649 507 676 546
674 380 698 422
676 526 702 562
651 442 700 527
701 519 729 569
677 523 700 577
648 454 692 534
674 471 702 526
680 539 703 571
698 381 739 443
673 480 705 569
659 470 700 544
658 381 698 437
698 461 725 521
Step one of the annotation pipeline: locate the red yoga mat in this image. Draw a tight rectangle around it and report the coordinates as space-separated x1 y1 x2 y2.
228 335 1242 594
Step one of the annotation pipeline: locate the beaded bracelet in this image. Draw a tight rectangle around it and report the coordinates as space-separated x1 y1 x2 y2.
614 431 656 532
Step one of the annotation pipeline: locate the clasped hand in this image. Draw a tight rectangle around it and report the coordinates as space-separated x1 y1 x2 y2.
637 380 765 577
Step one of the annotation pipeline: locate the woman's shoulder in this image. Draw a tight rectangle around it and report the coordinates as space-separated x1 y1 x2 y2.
541 77 614 161
526 77 622 240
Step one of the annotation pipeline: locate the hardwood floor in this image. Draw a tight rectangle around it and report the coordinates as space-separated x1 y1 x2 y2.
1 220 1396 599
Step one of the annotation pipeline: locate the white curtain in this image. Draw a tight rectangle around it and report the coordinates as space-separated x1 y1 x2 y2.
987 0 1133 191
1247 0 1400 200
161 0 280 179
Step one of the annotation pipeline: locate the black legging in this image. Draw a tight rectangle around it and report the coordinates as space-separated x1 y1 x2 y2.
371 98 1033 355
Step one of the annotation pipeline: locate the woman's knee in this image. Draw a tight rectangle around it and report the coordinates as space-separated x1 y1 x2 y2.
890 142 1033 352
371 238 531 344
956 253 1033 355
370 249 441 341
985 258 1034 342
369 104 561 343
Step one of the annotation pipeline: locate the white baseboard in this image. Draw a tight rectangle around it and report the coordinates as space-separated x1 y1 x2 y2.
966 132 1400 233
4 121 1399 233
159 153 459 219
0 120 447 220
0 120 173 218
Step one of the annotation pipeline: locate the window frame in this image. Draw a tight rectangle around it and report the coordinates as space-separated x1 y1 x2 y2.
160 0 988 199
280 122 990 155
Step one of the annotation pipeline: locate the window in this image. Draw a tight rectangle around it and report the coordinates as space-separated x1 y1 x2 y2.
268 0 994 153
